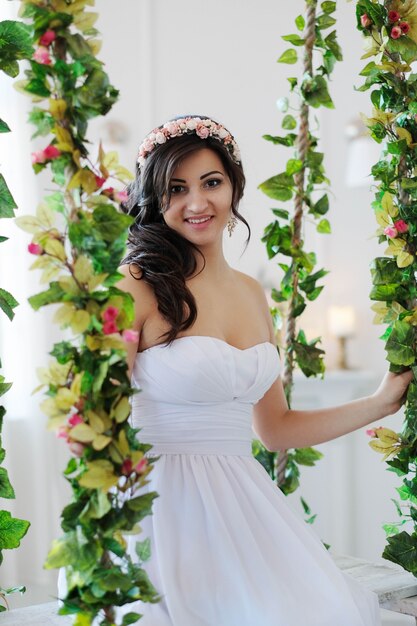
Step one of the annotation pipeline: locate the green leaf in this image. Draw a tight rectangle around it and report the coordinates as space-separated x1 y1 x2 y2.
294 447 324 466
28 282 66 311
383 531 417 574
0 468 15 499
271 208 290 220
311 194 329 216
24 78 51 98
301 75 334 109
262 133 295 147
92 204 132 242
277 49 298 64
0 174 17 218
385 321 415 366
317 218 331 234
0 511 29 550
282 34 305 47
121 613 143 626
135 537 151 562
387 37 417 65
0 120 11 133
286 159 303 176
321 1 336 13
316 14 336 30
258 173 294 201
0 21 34 67
295 15 305 31
0 288 19 321
282 115 297 130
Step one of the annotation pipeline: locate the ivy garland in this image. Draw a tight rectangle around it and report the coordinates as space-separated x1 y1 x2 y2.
253 0 342 507
11 1 160 623
355 0 417 574
0 17 33 611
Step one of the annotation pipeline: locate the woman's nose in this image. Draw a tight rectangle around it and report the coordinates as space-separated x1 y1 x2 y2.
187 189 209 213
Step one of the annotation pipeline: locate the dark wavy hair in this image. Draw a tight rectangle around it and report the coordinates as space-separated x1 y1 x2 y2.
120 116 250 345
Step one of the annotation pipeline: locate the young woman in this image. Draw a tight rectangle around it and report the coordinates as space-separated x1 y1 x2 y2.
117 115 412 626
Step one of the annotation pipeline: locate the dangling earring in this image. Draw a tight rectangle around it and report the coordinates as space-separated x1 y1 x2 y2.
227 214 238 237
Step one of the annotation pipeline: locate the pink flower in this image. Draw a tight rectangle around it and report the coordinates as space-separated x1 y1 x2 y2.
366 429 376 437
122 329 139 343
31 150 46 164
394 219 409 233
57 426 69 441
103 320 118 335
155 131 166 144
115 189 128 203
400 21 410 34
391 25 403 39
68 441 85 457
388 10 401 22
39 30 56 46
360 14 372 28
196 124 210 139
43 145 61 160
33 45 52 65
95 175 107 188
384 226 398 238
134 458 148 474
28 242 43 255
68 414 84 427
121 459 133 475
102 306 119 322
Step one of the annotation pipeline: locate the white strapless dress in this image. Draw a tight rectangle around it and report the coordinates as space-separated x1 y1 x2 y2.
122 335 380 625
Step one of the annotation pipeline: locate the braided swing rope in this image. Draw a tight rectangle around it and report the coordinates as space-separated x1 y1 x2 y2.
276 1 317 487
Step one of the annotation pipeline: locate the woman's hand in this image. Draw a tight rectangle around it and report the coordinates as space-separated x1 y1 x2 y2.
371 369 414 417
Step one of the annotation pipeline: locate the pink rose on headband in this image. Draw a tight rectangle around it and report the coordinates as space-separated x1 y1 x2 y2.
155 131 166 144
163 121 180 136
196 124 210 139
186 119 198 130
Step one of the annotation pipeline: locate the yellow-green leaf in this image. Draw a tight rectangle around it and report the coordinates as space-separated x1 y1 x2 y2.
375 427 400 445
74 255 93 283
56 388 77 410
44 238 67 261
92 434 112 451
110 397 131 423
71 309 91 334
14 215 42 233
54 303 76 326
79 460 118 491
70 423 96 442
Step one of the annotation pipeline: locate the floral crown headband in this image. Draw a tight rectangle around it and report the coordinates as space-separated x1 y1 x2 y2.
136 116 241 167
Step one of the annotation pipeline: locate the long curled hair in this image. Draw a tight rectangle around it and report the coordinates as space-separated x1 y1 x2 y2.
120 116 250 344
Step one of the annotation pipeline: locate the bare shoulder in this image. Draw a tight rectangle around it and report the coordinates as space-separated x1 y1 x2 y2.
117 263 156 327
233 269 268 301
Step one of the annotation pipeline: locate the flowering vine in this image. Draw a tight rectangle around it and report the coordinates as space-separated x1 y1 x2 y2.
12 1 159 623
356 0 417 574
0 17 33 611
254 0 341 507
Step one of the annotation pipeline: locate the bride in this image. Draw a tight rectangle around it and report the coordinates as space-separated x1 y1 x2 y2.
116 115 412 625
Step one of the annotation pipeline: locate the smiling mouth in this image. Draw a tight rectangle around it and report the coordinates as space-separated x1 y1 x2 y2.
185 216 213 224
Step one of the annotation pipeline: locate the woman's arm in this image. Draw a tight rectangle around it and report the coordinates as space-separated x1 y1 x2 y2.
253 370 413 451
250 278 414 451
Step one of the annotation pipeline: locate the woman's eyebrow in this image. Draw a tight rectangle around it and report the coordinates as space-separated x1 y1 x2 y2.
200 170 223 180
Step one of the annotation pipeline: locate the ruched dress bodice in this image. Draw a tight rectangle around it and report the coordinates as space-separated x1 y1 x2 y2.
130 336 280 456
117 336 380 626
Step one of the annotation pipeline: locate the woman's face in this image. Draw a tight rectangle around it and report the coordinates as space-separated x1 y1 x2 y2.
163 148 233 247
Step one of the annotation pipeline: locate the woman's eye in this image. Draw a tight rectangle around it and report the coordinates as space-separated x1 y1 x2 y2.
206 178 222 188
170 185 185 194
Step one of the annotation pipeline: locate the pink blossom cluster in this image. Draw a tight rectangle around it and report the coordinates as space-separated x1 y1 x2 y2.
137 116 241 167
33 29 56 65
388 10 410 39
94 175 128 203
31 144 61 165
101 306 139 344
121 457 148 476
360 11 410 39
383 219 409 239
